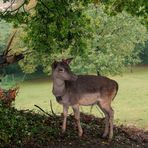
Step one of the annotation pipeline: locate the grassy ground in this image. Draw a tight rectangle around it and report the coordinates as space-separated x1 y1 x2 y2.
15 66 148 129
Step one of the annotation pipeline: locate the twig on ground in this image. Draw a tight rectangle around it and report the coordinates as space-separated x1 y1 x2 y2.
34 104 51 116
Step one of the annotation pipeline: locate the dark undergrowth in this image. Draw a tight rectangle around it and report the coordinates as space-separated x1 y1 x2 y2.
0 103 148 148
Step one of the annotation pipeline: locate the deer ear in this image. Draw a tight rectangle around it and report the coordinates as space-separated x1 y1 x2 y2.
51 61 58 69
62 58 73 64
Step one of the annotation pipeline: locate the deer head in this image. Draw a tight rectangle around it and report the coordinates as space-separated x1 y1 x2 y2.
51 58 77 81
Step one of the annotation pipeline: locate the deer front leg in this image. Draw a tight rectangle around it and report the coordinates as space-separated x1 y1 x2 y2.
62 105 69 133
72 105 83 137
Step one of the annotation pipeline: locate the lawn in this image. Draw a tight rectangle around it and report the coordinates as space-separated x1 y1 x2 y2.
15 66 148 130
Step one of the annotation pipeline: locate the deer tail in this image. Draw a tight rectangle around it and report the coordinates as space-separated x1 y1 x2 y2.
112 81 119 101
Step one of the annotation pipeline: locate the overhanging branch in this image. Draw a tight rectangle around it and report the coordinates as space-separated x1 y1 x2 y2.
0 0 37 15
5 0 26 14
2 0 15 14
38 0 50 12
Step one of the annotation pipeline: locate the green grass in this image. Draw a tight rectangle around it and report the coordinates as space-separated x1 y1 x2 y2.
15 66 148 130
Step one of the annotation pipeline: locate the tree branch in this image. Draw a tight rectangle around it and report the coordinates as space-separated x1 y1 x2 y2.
0 0 28 15
34 104 51 116
2 0 15 14
38 0 50 13
6 0 26 14
4 30 17 56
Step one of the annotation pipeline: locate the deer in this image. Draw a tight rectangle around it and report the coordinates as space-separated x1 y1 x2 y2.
51 58 118 141
0 31 25 68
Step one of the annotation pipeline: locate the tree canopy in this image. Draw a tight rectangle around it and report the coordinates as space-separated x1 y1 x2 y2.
103 0 148 28
0 0 148 75
71 5 148 75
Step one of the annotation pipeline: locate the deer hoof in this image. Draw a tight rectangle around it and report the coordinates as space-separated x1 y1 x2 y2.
62 128 66 133
108 135 113 142
102 133 108 138
108 137 112 143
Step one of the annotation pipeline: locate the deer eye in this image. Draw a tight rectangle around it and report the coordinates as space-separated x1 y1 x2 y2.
58 68 64 72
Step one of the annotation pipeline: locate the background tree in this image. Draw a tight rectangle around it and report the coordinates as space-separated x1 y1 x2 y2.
103 0 148 64
71 5 148 75
103 0 148 27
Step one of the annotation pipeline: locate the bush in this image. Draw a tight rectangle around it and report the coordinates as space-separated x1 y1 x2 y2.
0 104 58 147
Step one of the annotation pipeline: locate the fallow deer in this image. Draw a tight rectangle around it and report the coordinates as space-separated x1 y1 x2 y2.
51 58 118 141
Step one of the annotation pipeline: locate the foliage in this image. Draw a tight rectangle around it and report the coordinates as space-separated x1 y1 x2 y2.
101 0 148 65
0 104 58 146
0 20 12 52
140 41 148 64
0 74 21 89
103 0 148 28
20 3 148 75
18 0 92 73
0 1 148 75
0 103 147 147
71 5 148 75
0 0 30 25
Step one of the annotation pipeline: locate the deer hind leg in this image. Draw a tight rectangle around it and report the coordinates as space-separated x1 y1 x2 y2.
97 103 109 138
98 101 114 141
72 105 83 137
62 105 69 133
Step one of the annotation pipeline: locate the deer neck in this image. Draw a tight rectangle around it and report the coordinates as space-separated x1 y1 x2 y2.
52 78 66 97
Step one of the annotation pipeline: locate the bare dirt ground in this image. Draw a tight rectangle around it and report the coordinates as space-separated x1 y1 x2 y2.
19 115 148 148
